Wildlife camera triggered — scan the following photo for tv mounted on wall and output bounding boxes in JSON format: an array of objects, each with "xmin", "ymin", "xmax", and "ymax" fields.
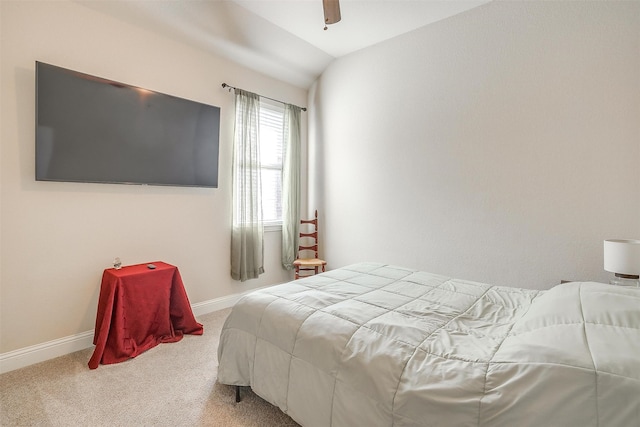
[{"xmin": 35, "ymin": 61, "xmax": 220, "ymax": 188}]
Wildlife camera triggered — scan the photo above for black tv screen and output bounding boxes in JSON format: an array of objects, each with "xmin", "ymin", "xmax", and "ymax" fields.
[{"xmin": 36, "ymin": 61, "xmax": 220, "ymax": 188}]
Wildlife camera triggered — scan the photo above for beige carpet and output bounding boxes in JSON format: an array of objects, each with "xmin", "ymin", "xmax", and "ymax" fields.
[{"xmin": 0, "ymin": 308, "xmax": 300, "ymax": 426}]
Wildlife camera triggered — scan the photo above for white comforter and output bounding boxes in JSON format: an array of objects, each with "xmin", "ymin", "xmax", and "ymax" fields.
[{"xmin": 217, "ymin": 262, "xmax": 640, "ymax": 427}]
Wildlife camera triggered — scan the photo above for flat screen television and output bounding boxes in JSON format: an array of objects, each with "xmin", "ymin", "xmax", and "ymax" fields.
[{"xmin": 36, "ymin": 61, "xmax": 220, "ymax": 188}]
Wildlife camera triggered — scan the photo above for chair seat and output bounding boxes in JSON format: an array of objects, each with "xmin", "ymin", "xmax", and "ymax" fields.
[{"xmin": 293, "ymin": 258, "xmax": 327, "ymax": 268}]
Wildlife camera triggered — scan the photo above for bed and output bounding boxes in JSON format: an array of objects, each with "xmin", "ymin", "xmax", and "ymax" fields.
[{"xmin": 217, "ymin": 262, "xmax": 640, "ymax": 426}]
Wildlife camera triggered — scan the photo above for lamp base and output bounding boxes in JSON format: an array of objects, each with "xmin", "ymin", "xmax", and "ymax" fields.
[{"xmin": 610, "ymin": 274, "xmax": 640, "ymax": 288}]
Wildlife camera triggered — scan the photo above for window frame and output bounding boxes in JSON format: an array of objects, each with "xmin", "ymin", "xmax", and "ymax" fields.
[{"xmin": 258, "ymin": 99, "xmax": 285, "ymax": 230}]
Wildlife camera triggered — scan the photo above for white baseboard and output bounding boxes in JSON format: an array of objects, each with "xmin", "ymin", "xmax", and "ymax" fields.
[
  {"xmin": 0, "ymin": 330, "xmax": 96, "ymax": 375},
  {"xmin": 190, "ymin": 291, "xmax": 244, "ymax": 317},
  {"xmin": 0, "ymin": 288, "xmax": 258, "ymax": 375}
]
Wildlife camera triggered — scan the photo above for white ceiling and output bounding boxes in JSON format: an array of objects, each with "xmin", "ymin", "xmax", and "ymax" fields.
[
  {"xmin": 234, "ymin": 0, "xmax": 490, "ymax": 58},
  {"xmin": 77, "ymin": 0, "xmax": 490, "ymax": 88}
]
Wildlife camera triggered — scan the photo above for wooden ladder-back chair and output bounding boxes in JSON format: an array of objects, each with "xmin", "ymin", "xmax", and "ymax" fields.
[{"xmin": 293, "ymin": 210, "xmax": 327, "ymax": 279}]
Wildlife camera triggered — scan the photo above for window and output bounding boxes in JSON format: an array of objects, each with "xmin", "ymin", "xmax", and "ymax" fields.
[{"xmin": 258, "ymin": 100, "xmax": 285, "ymax": 226}]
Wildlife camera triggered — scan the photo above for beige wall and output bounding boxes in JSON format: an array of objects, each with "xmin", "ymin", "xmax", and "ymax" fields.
[
  {"xmin": 309, "ymin": 1, "xmax": 640, "ymax": 289},
  {"xmin": 0, "ymin": 1, "xmax": 305, "ymax": 353}
]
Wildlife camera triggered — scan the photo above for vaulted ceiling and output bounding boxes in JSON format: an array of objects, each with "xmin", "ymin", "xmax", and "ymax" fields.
[{"xmin": 77, "ymin": 0, "xmax": 490, "ymax": 88}]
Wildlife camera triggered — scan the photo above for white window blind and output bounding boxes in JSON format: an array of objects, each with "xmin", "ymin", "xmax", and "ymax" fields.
[{"xmin": 259, "ymin": 100, "xmax": 285, "ymax": 225}]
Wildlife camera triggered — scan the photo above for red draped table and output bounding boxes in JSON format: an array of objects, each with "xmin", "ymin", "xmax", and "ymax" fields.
[{"xmin": 88, "ymin": 262, "xmax": 203, "ymax": 369}]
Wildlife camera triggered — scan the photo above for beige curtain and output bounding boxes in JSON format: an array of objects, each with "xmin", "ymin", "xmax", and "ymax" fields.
[
  {"xmin": 230, "ymin": 89, "xmax": 264, "ymax": 281},
  {"xmin": 281, "ymin": 104, "xmax": 302, "ymax": 270}
]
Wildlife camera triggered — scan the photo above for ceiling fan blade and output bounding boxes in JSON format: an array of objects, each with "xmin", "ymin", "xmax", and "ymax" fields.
[{"xmin": 323, "ymin": 0, "xmax": 341, "ymax": 25}]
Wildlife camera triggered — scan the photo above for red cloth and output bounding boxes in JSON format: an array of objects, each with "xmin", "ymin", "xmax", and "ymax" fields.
[{"xmin": 88, "ymin": 262, "xmax": 203, "ymax": 369}]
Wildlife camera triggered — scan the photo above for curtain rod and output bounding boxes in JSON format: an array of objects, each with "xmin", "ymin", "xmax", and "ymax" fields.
[{"xmin": 221, "ymin": 83, "xmax": 307, "ymax": 112}]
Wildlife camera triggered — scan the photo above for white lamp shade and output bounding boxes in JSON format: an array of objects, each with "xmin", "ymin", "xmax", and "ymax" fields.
[{"xmin": 604, "ymin": 239, "xmax": 640, "ymax": 275}]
